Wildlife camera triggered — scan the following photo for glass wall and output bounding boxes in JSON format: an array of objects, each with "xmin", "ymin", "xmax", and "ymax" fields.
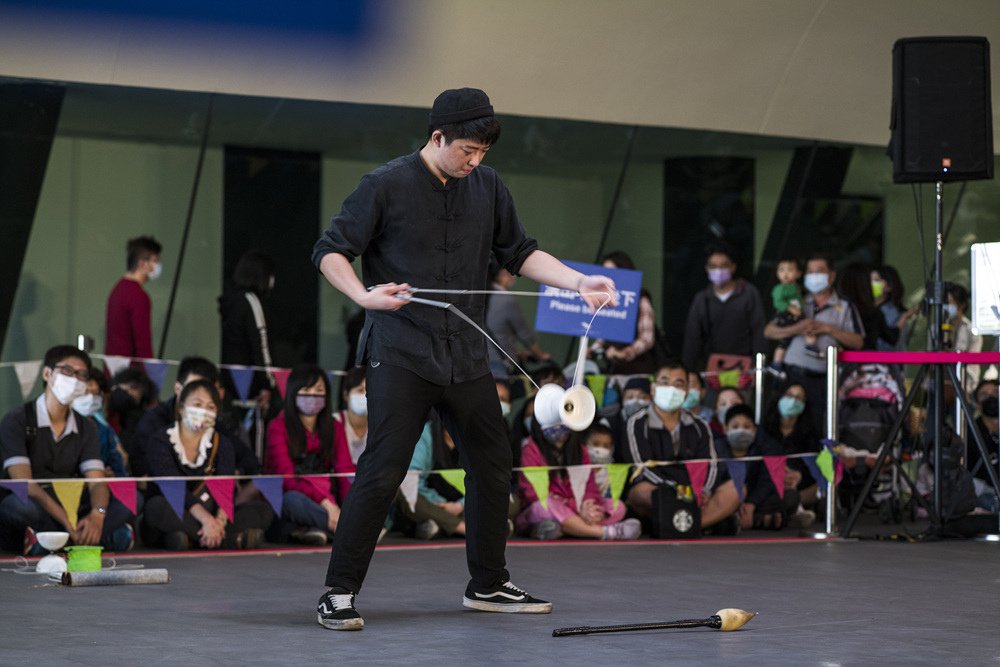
[{"xmin": 1, "ymin": 77, "xmax": 998, "ymax": 412}]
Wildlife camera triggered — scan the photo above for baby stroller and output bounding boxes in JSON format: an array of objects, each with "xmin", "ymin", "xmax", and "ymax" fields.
[{"xmin": 836, "ymin": 364, "xmax": 907, "ymax": 521}]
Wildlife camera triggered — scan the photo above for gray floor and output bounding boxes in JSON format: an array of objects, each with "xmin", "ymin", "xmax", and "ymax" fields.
[{"xmin": 2, "ymin": 539, "xmax": 999, "ymax": 666}]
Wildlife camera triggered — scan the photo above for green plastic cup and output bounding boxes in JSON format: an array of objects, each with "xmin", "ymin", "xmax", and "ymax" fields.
[{"xmin": 66, "ymin": 545, "xmax": 103, "ymax": 572}]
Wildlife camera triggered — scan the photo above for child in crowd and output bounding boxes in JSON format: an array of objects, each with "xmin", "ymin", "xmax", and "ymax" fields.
[
  {"xmin": 265, "ymin": 364, "xmax": 341, "ymax": 545},
  {"xmin": 771, "ymin": 258, "xmax": 817, "ymax": 366},
  {"xmin": 583, "ymin": 423, "xmax": 614, "ymax": 497},
  {"xmin": 517, "ymin": 416, "xmax": 640, "ymax": 541},
  {"xmin": 709, "ymin": 387, "xmax": 745, "ymax": 436}
]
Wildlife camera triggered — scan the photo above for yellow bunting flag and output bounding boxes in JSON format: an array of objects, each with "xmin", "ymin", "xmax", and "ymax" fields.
[
  {"xmin": 522, "ymin": 467, "xmax": 550, "ymax": 509},
  {"xmin": 585, "ymin": 374, "xmax": 607, "ymax": 407},
  {"xmin": 52, "ymin": 480, "xmax": 85, "ymax": 528},
  {"xmin": 606, "ymin": 463, "xmax": 632, "ymax": 509},
  {"xmin": 438, "ymin": 469, "xmax": 466, "ymax": 497}
]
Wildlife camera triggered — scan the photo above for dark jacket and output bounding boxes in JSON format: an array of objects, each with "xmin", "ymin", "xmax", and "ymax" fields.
[
  {"xmin": 624, "ymin": 407, "xmax": 719, "ymax": 490},
  {"xmin": 681, "ymin": 279, "xmax": 767, "ymax": 370},
  {"xmin": 718, "ymin": 430, "xmax": 783, "ymax": 507},
  {"xmin": 219, "ymin": 289, "xmax": 272, "ymax": 398},
  {"xmin": 145, "ymin": 427, "xmax": 236, "ymax": 511}
]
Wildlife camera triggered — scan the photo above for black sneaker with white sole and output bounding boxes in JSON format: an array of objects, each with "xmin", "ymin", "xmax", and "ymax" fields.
[
  {"xmin": 462, "ymin": 580, "xmax": 552, "ymax": 614},
  {"xmin": 317, "ymin": 588, "xmax": 364, "ymax": 630}
]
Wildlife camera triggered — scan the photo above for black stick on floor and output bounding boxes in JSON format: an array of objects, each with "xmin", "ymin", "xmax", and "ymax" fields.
[{"xmin": 552, "ymin": 609, "xmax": 756, "ymax": 637}]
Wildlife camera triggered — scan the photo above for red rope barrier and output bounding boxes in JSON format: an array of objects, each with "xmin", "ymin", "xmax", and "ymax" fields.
[{"xmin": 839, "ymin": 351, "xmax": 1000, "ymax": 365}]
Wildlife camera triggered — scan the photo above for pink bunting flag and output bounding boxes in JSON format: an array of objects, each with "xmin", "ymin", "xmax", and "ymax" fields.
[
  {"xmin": 0, "ymin": 480, "xmax": 29, "ymax": 504},
  {"xmin": 156, "ymin": 480, "xmax": 187, "ymax": 520},
  {"xmin": 763, "ymin": 455, "xmax": 788, "ymax": 500},
  {"xmin": 835, "ymin": 459, "xmax": 844, "ymax": 485},
  {"xmin": 108, "ymin": 479, "xmax": 138, "ymax": 515},
  {"xmin": 205, "ymin": 478, "xmax": 235, "ymax": 522},
  {"xmin": 272, "ymin": 368, "xmax": 291, "ymax": 398},
  {"xmin": 683, "ymin": 461, "xmax": 708, "ymax": 506},
  {"xmin": 253, "ymin": 477, "xmax": 284, "ymax": 517}
]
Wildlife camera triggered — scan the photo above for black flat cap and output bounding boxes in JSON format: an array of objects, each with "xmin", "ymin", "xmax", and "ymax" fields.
[{"xmin": 429, "ymin": 87, "xmax": 494, "ymax": 125}]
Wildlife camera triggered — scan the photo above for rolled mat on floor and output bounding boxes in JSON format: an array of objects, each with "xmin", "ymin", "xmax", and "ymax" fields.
[{"xmin": 61, "ymin": 569, "xmax": 170, "ymax": 586}]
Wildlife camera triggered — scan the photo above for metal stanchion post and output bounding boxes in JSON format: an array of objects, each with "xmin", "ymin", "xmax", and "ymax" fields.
[
  {"xmin": 754, "ymin": 352, "xmax": 766, "ymax": 425},
  {"xmin": 806, "ymin": 346, "xmax": 839, "ymax": 538},
  {"xmin": 955, "ymin": 361, "xmax": 966, "ymax": 444},
  {"xmin": 76, "ymin": 334, "xmax": 94, "ymax": 353}
]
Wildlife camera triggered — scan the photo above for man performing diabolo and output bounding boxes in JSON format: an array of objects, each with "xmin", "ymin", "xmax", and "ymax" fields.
[{"xmin": 311, "ymin": 87, "xmax": 615, "ymax": 630}]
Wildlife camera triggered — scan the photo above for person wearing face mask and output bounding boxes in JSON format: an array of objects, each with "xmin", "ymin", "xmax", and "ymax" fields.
[
  {"xmin": 765, "ymin": 254, "xmax": 864, "ymax": 433},
  {"xmin": 623, "ymin": 361, "xmax": 741, "ymax": 534},
  {"xmin": 265, "ymin": 365, "xmax": 341, "ymax": 545},
  {"xmin": 593, "ymin": 251, "xmax": 659, "ymax": 375},
  {"xmin": 684, "ymin": 371, "xmax": 713, "ymax": 424},
  {"xmin": 722, "ymin": 405, "xmax": 802, "ymax": 531},
  {"xmin": 105, "ymin": 235, "xmax": 162, "ymax": 360},
  {"xmin": 331, "ymin": 367, "xmax": 369, "ymax": 503},
  {"xmin": 143, "ymin": 380, "xmax": 271, "ymax": 550},
  {"xmin": 681, "ymin": 243, "xmax": 767, "ymax": 374},
  {"xmin": 74, "ymin": 369, "xmax": 128, "ymax": 477},
  {"xmin": 969, "ymin": 380, "xmax": 999, "ymax": 512},
  {"xmin": 0, "ymin": 346, "xmax": 135, "ymax": 555},
  {"xmin": 762, "ymin": 384, "xmax": 821, "ymax": 509},
  {"xmin": 583, "ymin": 424, "xmax": 615, "ymax": 497},
  {"xmin": 708, "ymin": 387, "xmax": 745, "ymax": 437},
  {"xmin": 516, "ymin": 404, "xmax": 639, "ymax": 541},
  {"xmin": 607, "ymin": 376, "xmax": 651, "ymax": 462},
  {"xmin": 943, "ymin": 282, "xmax": 983, "ymax": 396}
]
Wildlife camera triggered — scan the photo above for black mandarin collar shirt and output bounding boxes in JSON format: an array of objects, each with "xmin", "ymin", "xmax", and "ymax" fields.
[{"xmin": 313, "ymin": 151, "xmax": 538, "ymax": 385}]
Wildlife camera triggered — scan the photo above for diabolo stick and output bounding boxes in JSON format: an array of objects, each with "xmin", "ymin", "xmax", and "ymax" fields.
[{"xmin": 552, "ymin": 608, "xmax": 756, "ymax": 637}]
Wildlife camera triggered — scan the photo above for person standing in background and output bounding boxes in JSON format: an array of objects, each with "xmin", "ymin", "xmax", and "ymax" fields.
[{"xmin": 105, "ymin": 236, "xmax": 162, "ymax": 360}]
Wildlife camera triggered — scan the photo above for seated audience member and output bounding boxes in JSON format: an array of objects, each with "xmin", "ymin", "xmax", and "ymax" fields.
[
  {"xmin": 485, "ymin": 262, "xmax": 551, "ymax": 371},
  {"xmin": 595, "ymin": 251, "xmax": 658, "ymax": 375},
  {"xmin": 143, "ymin": 380, "xmax": 271, "ymax": 550},
  {"xmin": 517, "ymin": 415, "xmax": 640, "ymax": 541},
  {"xmin": 623, "ymin": 361, "xmax": 740, "ymax": 534},
  {"xmin": 761, "ymin": 383, "xmax": 821, "ymax": 508},
  {"xmin": 0, "ymin": 346, "xmax": 134, "ymax": 554},
  {"xmin": 969, "ymin": 380, "xmax": 999, "ymax": 512},
  {"xmin": 107, "ymin": 367, "xmax": 157, "ymax": 452},
  {"xmin": 681, "ymin": 243, "xmax": 767, "ymax": 372},
  {"xmin": 396, "ymin": 413, "xmax": 467, "ymax": 539},
  {"xmin": 722, "ymin": 405, "xmax": 804, "ymax": 530},
  {"xmin": 764, "ymin": 253, "xmax": 863, "ymax": 432},
  {"xmin": 265, "ymin": 364, "xmax": 341, "ymax": 545},
  {"xmin": 684, "ymin": 370, "xmax": 713, "ymax": 423},
  {"xmin": 332, "ymin": 367, "xmax": 368, "ymax": 502},
  {"xmin": 74, "ymin": 369, "xmax": 128, "ymax": 477},
  {"xmin": 609, "ymin": 376, "xmax": 652, "ymax": 462},
  {"xmin": 583, "ymin": 423, "xmax": 614, "ymax": 497},
  {"xmin": 708, "ymin": 387, "xmax": 745, "ymax": 437}
]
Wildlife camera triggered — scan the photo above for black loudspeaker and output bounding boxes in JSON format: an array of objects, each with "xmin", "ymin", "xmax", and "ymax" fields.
[{"xmin": 890, "ymin": 37, "xmax": 993, "ymax": 183}]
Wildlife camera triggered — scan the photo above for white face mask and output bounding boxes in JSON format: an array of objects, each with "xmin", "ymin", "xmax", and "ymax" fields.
[
  {"xmin": 72, "ymin": 394, "xmax": 104, "ymax": 417},
  {"xmin": 653, "ymin": 386, "xmax": 686, "ymax": 412},
  {"xmin": 586, "ymin": 445, "xmax": 613, "ymax": 465},
  {"xmin": 182, "ymin": 406, "xmax": 217, "ymax": 432},
  {"xmin": 51, "ymin": 372, "xmax": 87, "ymax": 406},
  {"xmin": 349, "ymin": 393, "xmax": 368, "ymax": 417},
  {"xmin": 943, "ymin": 304, "xmax": 958, "ymax": 320},
  {"xmin": 148, "ymin": 262, "xmax": 163, "ymax": 281}
]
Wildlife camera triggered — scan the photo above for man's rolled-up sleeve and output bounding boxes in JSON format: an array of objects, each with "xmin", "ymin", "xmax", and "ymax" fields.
[{"xmin": 312, "ymin": 174, "xmax": 383, "ymax": 270}]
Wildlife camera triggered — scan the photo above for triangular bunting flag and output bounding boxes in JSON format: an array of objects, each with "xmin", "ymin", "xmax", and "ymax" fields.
[
  {"xmin": 0, "ymin": 480, "xmax": 29, "ymax": 504},
  {"xmin": 683, "ymin": 461, "xmax": 708, "ymax": 506},
  {"xmin": 143, "ymin": 360, "xmax": 170, "ymax": 394},
  {"xmin": 835, "ymin": 459, "xmax": 844, "ymax": 485},
  {"xmin": 399, "ymin": 470, "xmax": 419, "ymax": 513},
  {"xmin": 566, "ymin": 465, "xmax": 590, "ymax": 512},
  {"xmin": 803, "ymin": 455, "xmax": 823, "ymax": 487},
  {"xmin": 13, "ymin": 361, "xmax": 41, "ymax": 400},
  {"xmin": 522, "ymin": 467, "xmax": 550, "ymax": 510},
  {"xmin": 815, "ymin": 448, "xmax": 835, "ymax": 484},
  {"xmin": 718, "ymin": 369, "xmax": 742, "ymax": 388},
  {"xmin": 205, "ymin": 478, "xmax": 235, "ymax": 521},
  {"xmin": 253, "ymin": 477, "xmax": 284, "ymax": 517},
  {"xmin": 585, "ymin": 375, "xmax": 606, "ymax": 408},
  {"xmin": 438, "ymin": 469, "xmax": 466, "ymax": 497},
  {"xmin": 726, "ymin": 460, "xmax": 746, "ymax": 502},
  {"xmin": 108, "ymin": 479, "xmax": 138, "ymax": 515},
  {"xmin": 52, "ymin": 480, "xmax": 85, "ymax": 528},
  {"xmin": 272, "ymin": 368, "xmax": 291, "ymax": 398},
  {"xmin": 229, "ymin": 367, "xmax": 254, "ymax": 402},
  {"xmin": 156, "ymin": 479, "xmax": 187, "ymax": 520},
  {"xmin": 104, "ymin": 355, "xmax": 131, "ymax": 378},
  {"xmin": 763, "ymin": 455, "xmax": 788, "ymax": 499},
  {"xmin": 606, "ymin": 463, "xmax": 631, "ymax": 509}
]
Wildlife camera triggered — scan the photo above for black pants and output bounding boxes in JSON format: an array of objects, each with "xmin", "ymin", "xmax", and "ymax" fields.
[
  {"xmin": 143, "ymin": 495, "xmax": 273, "ymax": 549},
  {"xmin": 325, "ymin": 363, "xmax": 511, "ymax": 593}
]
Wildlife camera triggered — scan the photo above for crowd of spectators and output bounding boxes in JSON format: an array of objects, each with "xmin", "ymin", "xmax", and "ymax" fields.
[{"xmin": 1, "ymin": 242, "xmax": 996, "ymax": 555}]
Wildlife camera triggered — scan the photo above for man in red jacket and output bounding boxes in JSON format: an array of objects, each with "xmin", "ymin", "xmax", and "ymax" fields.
[{"xmin": 105, "ymin": 236, "xmax": 162, "ymax": 359}]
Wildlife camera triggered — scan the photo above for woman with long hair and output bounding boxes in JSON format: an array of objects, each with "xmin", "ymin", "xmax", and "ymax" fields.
[
  {"xmin": 265, "ymin": 364, "xmax": 339, "ymax": 545},
  {"xmin": 761, "ymin": 383, "xmax": 821, "ymax": 508}
]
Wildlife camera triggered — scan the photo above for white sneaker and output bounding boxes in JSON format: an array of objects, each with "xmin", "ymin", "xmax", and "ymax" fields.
[
  {"xmin": 415, "ymin": 520, "xmax": 441, "ymax": 540},
  {"xmin": 602, "ymin": 518, "xmax": 641, "ymax": 540}
]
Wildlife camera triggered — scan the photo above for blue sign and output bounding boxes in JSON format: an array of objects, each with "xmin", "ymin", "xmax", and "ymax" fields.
[{"xmin": 534, "ymin": 261, "xmax": 642, "ymax": 344}]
